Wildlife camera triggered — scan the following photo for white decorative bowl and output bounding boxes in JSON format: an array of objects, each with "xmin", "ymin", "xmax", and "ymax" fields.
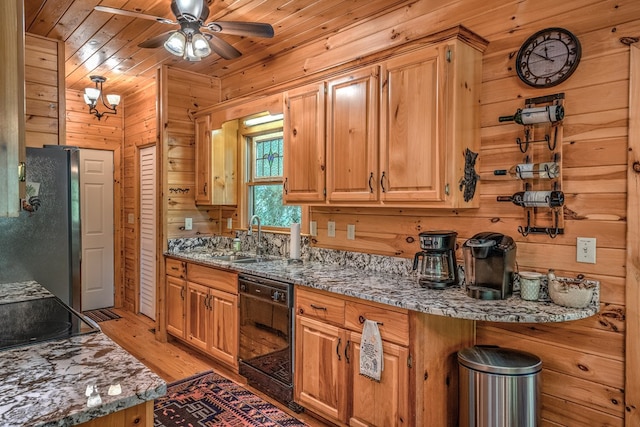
[{"xmin": 548, "ymin": 277, "xmax": 595, "ymax": 308}]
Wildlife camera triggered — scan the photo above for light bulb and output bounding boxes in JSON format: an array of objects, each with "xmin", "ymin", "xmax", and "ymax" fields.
[
  {"xmin": 84, "ymin": 87, "xmax": 100, "ymax": 102},
  {"xmin": 106, "ymin": 94, "xmax": 121, "ymax": 107},
  {"xmin": 183, "ymin": 38, "xmax": 201, "ymax": 61},
  {"xmin": 164, "ymin": 31, "xmax": 186, "ymax": 56},
  {"xmin": 192, "ymin": 33, "xmax": 211, "ymax": 57}
]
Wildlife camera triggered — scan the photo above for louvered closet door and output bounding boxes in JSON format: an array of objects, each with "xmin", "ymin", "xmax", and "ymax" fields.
[{"xmin": 139, "ymin": 146, "xmax": 157, "ymax": 320}]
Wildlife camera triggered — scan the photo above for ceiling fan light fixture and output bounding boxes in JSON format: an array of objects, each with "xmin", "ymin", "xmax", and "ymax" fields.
[
  {"xmin": 173, "ymin": 0, "xmax": 204, "ymax": 22},
  {"xmin": 164, "ymin": 31, "xmax": 187, "ymax": 56},
  {"xmin": 183, "ymin": 37, "xmax": 202, "ymax": 61},
  {"xmin": 192, "ymin": 32, "xmax": 211, "ymax": 57}
]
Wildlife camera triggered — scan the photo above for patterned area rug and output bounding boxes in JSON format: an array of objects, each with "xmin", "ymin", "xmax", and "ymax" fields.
[
  {"xmin": 154, "ymin": 371, "xmax": 307, "ymax": 427},
  {"xmin": 82, "ymin": 308, "xmax": 121, "ymax": 323}
]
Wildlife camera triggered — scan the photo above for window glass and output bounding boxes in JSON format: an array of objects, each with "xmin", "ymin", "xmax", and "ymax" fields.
[{"xmin": 247, "ymin": 130, "xmax": 301, "ymax": 229}]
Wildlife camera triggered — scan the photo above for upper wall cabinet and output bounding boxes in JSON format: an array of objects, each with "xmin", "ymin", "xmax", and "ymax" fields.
[
  {"xmin": 283, "ymin": 27, "xmax": 487, "ymax": 209},
  {"xmin": 195, "ymin": 115, "xmax": 239, "ymax": 206},
  {"xmin": 283, "ymin": 83, "xmax": 326, "ymax": 204}
]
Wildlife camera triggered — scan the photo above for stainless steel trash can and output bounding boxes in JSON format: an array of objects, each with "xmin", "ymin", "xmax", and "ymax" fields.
[{"xmin": 458, "ymin": 345, "xmax": 542, "ymax": 427}]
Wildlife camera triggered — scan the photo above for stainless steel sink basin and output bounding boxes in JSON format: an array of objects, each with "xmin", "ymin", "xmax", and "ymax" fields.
[
  {"xmin": 232, "ymin": 257, "xmax": 277, "ymax": 264},
  {"xmin": 208, "ymin": 254, "xmax": 255, "ymax": 262}
]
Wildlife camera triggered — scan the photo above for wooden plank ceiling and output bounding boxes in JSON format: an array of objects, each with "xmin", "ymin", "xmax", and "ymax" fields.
[{"xmin": 25, "ymin": 0, "xmax": 413, "ymax": 96}]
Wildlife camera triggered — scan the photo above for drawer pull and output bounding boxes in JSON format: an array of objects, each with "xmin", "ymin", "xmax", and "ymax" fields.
[
  {"xmin": 171, "ymin": 266, "xmax": 179, "ymax": 271},
  {"xmin": 310, "ymin": 304, "xmax": 327, "ymax": 311},
  {"xmin": 358, "ymin": 315, "xmax": 383, "ymax": 326}
]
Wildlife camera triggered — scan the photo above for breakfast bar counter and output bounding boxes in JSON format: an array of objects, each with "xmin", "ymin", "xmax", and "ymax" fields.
[
  {"xmin": 167, "ymin": 250, "xmax": 599, "ymax": 323},
  {"xmin": 0, "ymin": 281, "xmax": 166, "ymax": 427}
]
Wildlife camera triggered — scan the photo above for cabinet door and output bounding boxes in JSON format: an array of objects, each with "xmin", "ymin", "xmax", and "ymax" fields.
[
  {"xmin": 348, "ymin": 332, "xmax": 410, "ymax": 427},
  {"xmin": 208, "ymin": 288, "xmax": 238, "ymax": 369},
  {"xmin": 166, "ymin": 276, "xmax": 186, "ymax": 339},
  {"xmin": 194, "ymin": 114, "xmax": 212, "ymax": 205},
  {"xmin": 379, "ymin": 46, "xmax": 446, "ymax": 203},
  {"xmin": 283, "ymin": 83, "xmax": 326, "ymax": 203},
  {"xmin": 295, "ymin": 316, "xmax": 348, "ymax": 423},
  {"xmin": 186, "ymin": 281, "xmax": 209, "ymax": 351},
  {"xmin": 326, "ymin": 67, "xmax": 379, "ymax": 202},
  {"xmin": 210, "ymin": 120, "xmax": 238, "ymax": 206}
]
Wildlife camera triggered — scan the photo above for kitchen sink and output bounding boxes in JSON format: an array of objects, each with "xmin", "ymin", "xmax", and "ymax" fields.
[
  {"xmin": 232, "ymin": 257, "xmax": 277, "ymax": 264},
  {"xmin": 208, "ymin": 254, "xmax": 255, "ymax": 262}
]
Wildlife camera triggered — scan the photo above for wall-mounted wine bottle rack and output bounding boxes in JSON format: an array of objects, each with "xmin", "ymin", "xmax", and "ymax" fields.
[{"xmin": 502, "ymin": 92, "xmax": 565, "ymax": 238}]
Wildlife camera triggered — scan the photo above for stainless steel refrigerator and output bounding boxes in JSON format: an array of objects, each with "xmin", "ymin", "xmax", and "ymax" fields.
[{"xmin": 0, "ymin": 146, "xmax": 81, "ymax": 310}]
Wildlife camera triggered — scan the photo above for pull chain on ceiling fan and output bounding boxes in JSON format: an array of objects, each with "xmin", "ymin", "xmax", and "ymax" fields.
[{"xmin": 94, "ymin": 0, "xmax": 274, "ymax": 61}]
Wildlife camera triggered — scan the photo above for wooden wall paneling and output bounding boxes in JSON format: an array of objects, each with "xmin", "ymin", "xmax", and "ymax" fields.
[
  {"xmin": 625, "ymin": 42, "xmax": 640, "ymax": 425},
  {"xmin": 123, "ymin": 79, "xmax": 158, "ymax": 314}
]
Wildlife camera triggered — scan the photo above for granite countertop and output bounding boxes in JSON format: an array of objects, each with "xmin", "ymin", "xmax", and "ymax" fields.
[
  {"xmin": 0, "ymin": 281, "xmax": 166, "ymax": 427},
  {"xmin": 167, "ymin": 251, "xmax": 600, "ymax": 323}
]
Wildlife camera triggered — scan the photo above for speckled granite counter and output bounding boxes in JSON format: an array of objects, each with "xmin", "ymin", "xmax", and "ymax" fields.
[
  {"xmin": 0, "ymin": 281, "xmax": 166, "ymax": 427},
  {"xmin": 167, "ymin": 251, "xmax": 599, "ymax": 323}
]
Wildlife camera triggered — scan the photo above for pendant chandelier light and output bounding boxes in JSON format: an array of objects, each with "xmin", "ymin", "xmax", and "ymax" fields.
[{"xmin": 84, "ymin": 75, "xmax": 120, "ymax": 120}]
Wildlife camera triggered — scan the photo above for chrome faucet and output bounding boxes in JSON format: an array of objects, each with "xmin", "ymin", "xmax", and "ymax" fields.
[{"xmin": 247, "ymin": 215, "xmax": 263, "ymax": 256}]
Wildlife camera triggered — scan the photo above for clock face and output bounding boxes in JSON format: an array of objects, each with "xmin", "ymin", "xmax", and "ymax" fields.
[{"xmin": 516, "ymin": 28, "xmax": 581, "ymax": 88}]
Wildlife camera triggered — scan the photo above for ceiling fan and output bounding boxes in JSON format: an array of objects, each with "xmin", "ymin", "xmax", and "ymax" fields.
[{"xmin": 94, "ymin": 0, "xmax": 274, "ymax": 61}]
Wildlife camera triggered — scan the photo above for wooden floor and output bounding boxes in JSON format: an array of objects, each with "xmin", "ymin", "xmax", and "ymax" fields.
[{"xmin": 99, "ymin": 308, "xmax": 331, "ymax": 427}]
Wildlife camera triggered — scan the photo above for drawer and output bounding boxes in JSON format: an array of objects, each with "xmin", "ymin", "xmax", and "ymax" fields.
[
  {"xmin": 165, "ymin": 257, "xmax": 186, "ymax": 279},
  {"xmin": 296, "ymin": 287, "xmax": 345, "ymax": 326},
  {"xmin": 345, "ymin": 300, "xmax": 409, "ymax": 346},
  {"xmin": 187, "ymin": 263, "xmax": 238, "ymax": 294}
]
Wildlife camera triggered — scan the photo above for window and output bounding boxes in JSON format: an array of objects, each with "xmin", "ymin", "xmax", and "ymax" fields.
[{"xmin": 246, "ymin": 129, "xmax": 301, "ymax": 229}]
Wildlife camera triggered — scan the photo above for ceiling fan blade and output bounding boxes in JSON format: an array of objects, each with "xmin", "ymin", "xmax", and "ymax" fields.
[
  {"xmin": 138, "ymin": 31, "xmax": 174, "ymax": 49},
  {"xmin": 94, "ymin": 5, "xmax": 176, "ymax": 25},
  {"xmin": 207, "ymin": 34, "xmax": 242, "ymax": 60},
  {"xmin": 205, "ymin": 21, "xmax": 274, "ymax": 38}
]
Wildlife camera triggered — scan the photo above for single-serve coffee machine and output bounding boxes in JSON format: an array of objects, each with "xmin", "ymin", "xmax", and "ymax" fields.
[
  {"xmin": 462, "ymin": 232, "xmax": 517, "ymax": 300},
  {"xmin": 413, "ymin": 231, "xmax": 458, "ymax": 289}
]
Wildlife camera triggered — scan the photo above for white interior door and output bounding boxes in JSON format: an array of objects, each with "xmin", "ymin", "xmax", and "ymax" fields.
[
  {"xmin": 80, "ymin": 149, "xmax": 114, "ymax": 311},
  {"xmin": 139, "ymin": 146, "xmax": 157, "ymax": 320}
]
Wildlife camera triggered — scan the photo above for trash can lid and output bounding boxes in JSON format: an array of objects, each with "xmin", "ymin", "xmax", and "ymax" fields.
[{"xmin": 458, "ymin": 345, "xmax": 542, "ymax": 375}]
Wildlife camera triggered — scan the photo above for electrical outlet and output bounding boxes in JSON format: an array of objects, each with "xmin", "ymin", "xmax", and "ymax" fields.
[
  {"xmin": 185, "ymin": 218, "xmax": 193, "ymax": 231},
  {"xmin": 327, "ymin": 221, "xmax": 336, "ymax": 238},
  {"xmin": 576, "ymin": 237, "xmax": 596, "ymax": 264},
  {"xmin": 310, "ymin": 221, "xmax": 318, "ymax": 236},
  {"xmin": 127, "ymin": 213, "xmax": 134, "ymax": 224},
  {"xmin": 347, "ymin": 224, "xmax": 355, "ymax": 240},
  {"xmin": 227, "ymin": 218, "xmax": 233, "ymax": 229}
]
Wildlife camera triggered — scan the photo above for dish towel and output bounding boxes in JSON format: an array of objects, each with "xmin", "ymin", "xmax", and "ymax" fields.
[{"xmin": 359, "ymin": 319, "xmax": 384, "ymax": 381}]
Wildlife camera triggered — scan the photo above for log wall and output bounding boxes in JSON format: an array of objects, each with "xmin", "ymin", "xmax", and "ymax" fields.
[{"xmin": 215, "ymin": 0, "xmax": 638, "ymax": 425}]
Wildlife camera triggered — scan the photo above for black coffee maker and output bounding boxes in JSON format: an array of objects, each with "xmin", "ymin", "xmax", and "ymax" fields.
[
  {"xmin": 412, "ymin": 231, "xmax": 459, "ymax": 289},
  {"xmin": 462, "ymin": 232, "xmax": 517, "ymax": 300}
]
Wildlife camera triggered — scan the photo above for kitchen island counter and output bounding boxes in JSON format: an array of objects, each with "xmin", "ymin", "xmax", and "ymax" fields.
[
  {"xmin": 167, "ymin": 251, "xmax": 599, "ymax": 323},
  {"xmin": 0, "ymin": 281, "xmax": 166, "ymax": 427}
]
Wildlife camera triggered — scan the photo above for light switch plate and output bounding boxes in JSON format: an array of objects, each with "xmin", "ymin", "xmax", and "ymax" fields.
[
  {"xmin": 310, "ymin": 221, "xmax": 317, "ymax": 236},
  {"xmin": 576, "ymin": 237, "xmax": 596, "ymax": 264},
  {"xmin": 327, "ymin": 221, "xmax": 336, "ymax": 238},
  {"xmin": 227, "ymin": 218, "xmax": 233, "ymax": 229},
  {"xmin": 185, "ymin": 218, "xmax": 193, "ymax": 231},
  {"xmin": 347, "ymin": 224, "xmax": 355, "ymax": 240},
  {"xmin": 127, "ymin": 213, "xmax": 134, "ymax": 224}
]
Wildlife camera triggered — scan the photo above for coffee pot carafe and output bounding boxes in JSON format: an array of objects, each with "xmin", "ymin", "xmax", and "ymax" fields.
[{"xmin": 412, "ymin": 231, "xmax": 459, "ymax": 289}]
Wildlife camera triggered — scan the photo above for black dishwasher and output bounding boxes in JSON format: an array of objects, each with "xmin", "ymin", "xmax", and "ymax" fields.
[{"xmin": 238, "ymin": 273, "xmax": 295, "ymax": 407}]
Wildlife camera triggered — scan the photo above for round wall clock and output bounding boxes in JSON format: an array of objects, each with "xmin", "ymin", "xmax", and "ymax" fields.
[{"xmin": 516, "ymin": 27, "xmax": 581, "ymax": 88}]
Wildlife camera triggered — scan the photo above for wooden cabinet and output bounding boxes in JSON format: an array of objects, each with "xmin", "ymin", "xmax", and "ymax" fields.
[
  {"xmin": 283, "ymin": 82, "xmax": 326, "ymax": 204},
  {"xmin": 165, "ymin": 257, "xmax": 239, "ymax": 370},
  {"xmin": 194, "ymin": 114, "xmax": 239, "ymax": 206},
  {"xmin": 295, "ymin": 287, "xmax": 410, "ymax": 425},
  {"xmin": 282, "ymin": 28, "xmax": 485, "ymax": 208},
  {"xmin": 165, "ymin": 258, "xmax": 187, "ymax": 339},
  {"xmin": 326, "ymin": 67, "xmax": 379, "ymax": 203}
]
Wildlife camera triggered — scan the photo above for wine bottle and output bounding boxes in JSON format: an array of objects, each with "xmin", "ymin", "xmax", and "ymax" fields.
[
  {"xmin": 499, "ymin": 105, "xmax": 564, "ymax": 125},
  {"xmin": 496, "ymin": 190, "xmax": 564, "ymax": 207},
  {"xmin": 494, "ymin": 162, "xmax": 560, "ymax": 179}
]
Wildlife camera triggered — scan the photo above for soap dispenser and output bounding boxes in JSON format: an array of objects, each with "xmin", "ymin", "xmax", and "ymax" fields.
[{"xmin": 233, "ymin": 232, "xmax": 241, "ymax": 253}]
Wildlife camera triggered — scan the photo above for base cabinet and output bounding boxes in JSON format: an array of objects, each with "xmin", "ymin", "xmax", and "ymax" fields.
[
  {"xmin": 165, "ymin": 257, "xmax": 239, "ymax": 370},
  {"xmin": 295, "ymin": 287, "xmax": 410, "ymax": 426}
]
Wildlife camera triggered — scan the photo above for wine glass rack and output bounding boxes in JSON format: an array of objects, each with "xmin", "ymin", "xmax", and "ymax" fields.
[{"xmin": 506, "ymin": 92, "xmax": 565, "ymax": 238}]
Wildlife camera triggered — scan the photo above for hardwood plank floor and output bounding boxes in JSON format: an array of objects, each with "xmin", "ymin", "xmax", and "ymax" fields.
[{"xmin": 98, "ymin": 308, "xmax": 332, "ymax": 426}]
